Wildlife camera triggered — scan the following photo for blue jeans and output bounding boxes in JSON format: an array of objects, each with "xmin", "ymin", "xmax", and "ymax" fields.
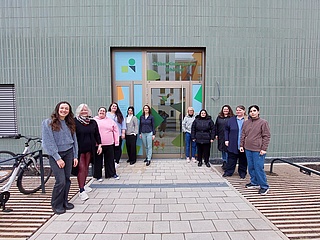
[
  {"xmin": 245, "ymin": 149, "xmax": 269, "ymax": 189},
  {"xmin": 185, "ymin": 132, "xmax": 196, "ymax": 158},
  {"xmin": 221, "ymin": 151, "xmax": 228, "ymax": 162},
  {"xmin": 141, "ymin": 132, "xmax": 153, "ymax": 161}
]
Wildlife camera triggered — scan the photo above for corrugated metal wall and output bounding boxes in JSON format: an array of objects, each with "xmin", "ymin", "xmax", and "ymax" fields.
[{"xmin": 1, "ymin": 0, "xmax": 319, "ymax": 158}]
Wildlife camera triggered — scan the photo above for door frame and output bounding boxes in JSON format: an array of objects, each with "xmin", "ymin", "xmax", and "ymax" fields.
[{"xmin": 146, "ymin": 81, "xmax": 192, "ymax": 159}]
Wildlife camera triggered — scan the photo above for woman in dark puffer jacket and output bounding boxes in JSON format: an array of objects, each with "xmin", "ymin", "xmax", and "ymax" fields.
[{"xmin": 191, "ymin": 109, "xmax": 215, "ymax": 167}]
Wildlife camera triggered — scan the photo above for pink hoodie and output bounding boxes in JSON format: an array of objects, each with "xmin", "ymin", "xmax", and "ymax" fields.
[{"xmin": 94, "ymin": 116, "xmax": 119, "ymax": 146}]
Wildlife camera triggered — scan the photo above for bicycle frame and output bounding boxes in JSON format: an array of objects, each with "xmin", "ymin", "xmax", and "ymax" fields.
[
  {"xmin": 0, "ymin": 135, "xmax": 47, "ymax": 211},
  {"xmin": 0, "ymin": 150, "xmax": 41, "ymax": 193}
]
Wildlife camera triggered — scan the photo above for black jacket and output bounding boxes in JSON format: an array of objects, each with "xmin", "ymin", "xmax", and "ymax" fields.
[{"xmin": 191, "ymin": 115, "xmax": 215, "ymax": 144}]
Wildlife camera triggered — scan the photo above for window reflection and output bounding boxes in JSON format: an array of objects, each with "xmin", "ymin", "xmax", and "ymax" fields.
[{"xmin": 147, "ymin": 52, "xmax": 203, "ymax": 81}]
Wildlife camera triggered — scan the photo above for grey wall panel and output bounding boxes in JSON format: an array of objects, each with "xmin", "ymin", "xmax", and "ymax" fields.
[{"xmin": 1, "ymin": 0, "xmax": 320, "ymax": 158}]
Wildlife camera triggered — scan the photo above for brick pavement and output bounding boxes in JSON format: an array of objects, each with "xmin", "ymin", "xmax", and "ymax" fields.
[{"xmin": 29, "ymin": 159, "xmax": 288, "ymax": 240}]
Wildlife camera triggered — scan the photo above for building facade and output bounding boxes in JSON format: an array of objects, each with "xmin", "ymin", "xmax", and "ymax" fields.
[{"xmin": 1, "ymin": 1, "xmax": 320, "ymax": 159}]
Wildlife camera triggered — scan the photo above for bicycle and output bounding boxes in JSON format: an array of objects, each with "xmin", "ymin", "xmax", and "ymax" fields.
[{"xmin": 0, "ymin": 134, "xmax": 52, "ymax": 212}]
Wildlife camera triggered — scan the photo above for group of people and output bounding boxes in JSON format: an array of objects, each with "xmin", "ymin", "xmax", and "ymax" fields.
[
  {"xmin": 183, "ymin": 104, "xmax": 271, "ymax": 196},
  {"xmin": 41, "ymin": 101, "xmax": 155, "ymax": 214},
  {"xmin": 41, "ymin": 101, "xmax": 270, "ymax": 215}
]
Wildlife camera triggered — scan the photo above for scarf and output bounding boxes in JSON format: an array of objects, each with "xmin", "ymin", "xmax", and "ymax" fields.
[{"xmin": 77, "ymin": 115, "xmax": 91, "ymax": 125}]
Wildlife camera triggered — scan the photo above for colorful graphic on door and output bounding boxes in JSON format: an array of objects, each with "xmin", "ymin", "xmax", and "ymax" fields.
[{"xmin": 115, "ymin": 52, "xmax": 142, "ymax": 81}]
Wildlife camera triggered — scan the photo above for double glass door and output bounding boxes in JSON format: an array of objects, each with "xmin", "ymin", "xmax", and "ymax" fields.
[{"xmin": 148, "ymin": 83, "xmax": 189, "ymax": 158}]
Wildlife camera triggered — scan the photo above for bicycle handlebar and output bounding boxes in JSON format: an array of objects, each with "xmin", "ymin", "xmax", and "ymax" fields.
[
  {"xmin": 0, "ymin": 134, "xmax": 41, "ymax": 142},
  {"xmin": 0, "ymin": 134, "xmax": 22, "ymax": 139}
]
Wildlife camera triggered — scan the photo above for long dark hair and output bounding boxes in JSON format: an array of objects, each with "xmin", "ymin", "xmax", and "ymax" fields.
[
  {"xmin": 126, "ymin": 106, "xmax": 135, "ymax": 117},
  {"xmin": 50, "ymin": 101, "xmax": 76, "ymax": 134},
  {"xmin": 142, "ymin": 105, "xmax": 151, "ymax": 116},
  {"xmin": 218, "ymin": 105, "xmax": 234, "ymax": 118},
  {"xmin": 108, "ymin": 102, "xmax": 124, "ymax": 124}
]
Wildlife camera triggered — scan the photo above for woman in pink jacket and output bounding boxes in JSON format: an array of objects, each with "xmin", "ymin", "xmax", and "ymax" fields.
[{"xmin": 94, "ymin": 107, "xmax": 120, "ymax": 181}]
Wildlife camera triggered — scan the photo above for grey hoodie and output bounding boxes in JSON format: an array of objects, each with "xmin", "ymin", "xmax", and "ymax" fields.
[{"xmin": 182, "ymin": 114, "xmax": 196, "ymax": 134}]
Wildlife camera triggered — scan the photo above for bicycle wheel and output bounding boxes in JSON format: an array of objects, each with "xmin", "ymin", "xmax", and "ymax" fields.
[
  {"xmin": 0, "ymin": 151, "xmax": 16, "ymax": 183},
  {"xmin": 17, "ymin": 154, "xmax": 52, "ymax": 194}
]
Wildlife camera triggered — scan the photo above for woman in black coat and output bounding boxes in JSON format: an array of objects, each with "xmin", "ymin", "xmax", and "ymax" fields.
[
  {"xmin": 215, "ymin": 105, "xmax": 234, "ymax": 170},
  {"xmin": 191, "ymin": 109, "xmax": 215, "ymax": 167}
]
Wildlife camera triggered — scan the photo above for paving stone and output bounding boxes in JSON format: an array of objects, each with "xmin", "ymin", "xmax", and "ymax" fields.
[
  {"xmin": 52, "ymin": 234, "xmax": 78, "ymax": 240},
  {"xmin": 127, "ymin": 221, "xmax": 153, "ymax": 233},
  {"xmin": 212, "ymin": 220, "xmax": 234, "ymax": 231},
  {"xmin": 121, "ymin": 234, "xmax": 145, "ymax": 240},
  {"xmin": 190, "ymin": 220, "xmax": 216, "ymax": 232},
  {"xmin": 145, "ymin": 233, "xmax": 162, "ymax": 240},
  {"xmin": 216, "ymin": 211, "xmax": 237, "ymax": 219},
  {"xmin": 248, "ymin": 219, "xmax": 273, "ymax": 230},
  {"xmin": 128, "ymin": 213, "xmax": 147, "ymax": 221},
  {"xmin": 168, "ymin": 204, "xmax": 186, "ymax": 213},
  {"xmin": 103, "ymin": 221, "xmax": 129, "ymax": 233},
  {"xmin": 153, "ymin": 221, "xmax": 170, "ymax": 233},
  {"xmin": 70, "ymin": 213, "xmax": 92, "ymax": 221},
  {"xmin": 170, "ymin": 220, "xmax": 192, "ymax": 233},
  {"xmin": 134, "ymin": 204, "xmax": 154, "ymax": 213},
  {"xmin": 229, "ymin": 219, "xmax": 255, "ymax": 231},
  {"xmin": 180, "ymin": 212, "xmax": 204, "ymax": 221},
  {"xmin": 228, "ymin": 231, "xmax": 254, "ymax": 240},
  {"xmin": 89, "ymin": 213, "xmax": 106, "ymax": 221},
  {"xmin": 92, "ymin": 233, "xmax": 122, "ymax": 240},
  {"xmin": 185, "ymin": 203, "xmax": 206, "ymax": 212},
  {"xmin": 162, "ymin": 213, "xmax": 181, "ymax": 221},
  {"xmin": 147, "ymin": 213, "xmax": 161, "ymax": 221},
  {"xmin": 68, "ymin": 221, "xmax": 90, "ymax": 233},
  {"xmin": 113, "ymin": 205, "xmax": 134, "ymax": 213},
  {"xmin": 162, "ymin": 233, "xmax": 184, "ymax": 240},
  {"xmin": 104, "ymin": 213, "xmax": 129, "ymax": 221},
  {"xmin": 42, "ymin": 221, "xmax": 74, "ymax": 233},
  {"xmin": 75, "ymin": 234, "xmax": 95, "ymax": 240},
  {"xmin": 202, "ymin": 211, "xmax": 218, "ymax": 220},
  {"xmin": 250, "ymin": 230, "xmax": 287, "ymax": 240},
  {"xmin": 85, "ymin": 221, "xmax": 106, "ymax": 233},
  {"xmin": 211, "ymin": 232, "xmax": 231, "ymax": 240},
  {"xmin": 185, "ymin": 232, "xmax": 214, "ymax": 240},
  {"xmin": 234, "ymin": 210, "xmax": 260, "ymax": 219}
]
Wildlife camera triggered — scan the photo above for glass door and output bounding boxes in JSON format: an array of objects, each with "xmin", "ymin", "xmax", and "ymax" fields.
[{"xmin": 148, "ymin": 84, "xmax": 188, "ymax": 158}]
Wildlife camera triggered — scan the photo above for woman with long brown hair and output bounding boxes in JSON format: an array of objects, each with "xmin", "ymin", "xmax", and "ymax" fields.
[{"xmin": 42, "ymin": 101, "xmax": 78, "ymax": 215}]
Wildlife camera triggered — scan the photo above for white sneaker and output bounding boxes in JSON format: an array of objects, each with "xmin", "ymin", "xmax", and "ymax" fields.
[
  {"xmin": 97, "ymin": 178, "xmax": 103, "ymax": 182},
  {"xmin": 115, "ymin": 163, "xmax": 119, "ymax": 168},
  {"xmin": 84, "ymin": 186, "xmax": 92, "ymax": 193},
  {"xmin": 186, "ymin": 157, "xmax": 190, "ymax": 163},
  {"xmin": 191, "ymin": 157, "xmax": 197, "ymax": 163},
  {"xmin": 113, "ymin": 174, "xmax": 120, "ymax": 180},
  {"xmin": 79, "ymin": 191, "xmax": 89, "ymax": 201}
]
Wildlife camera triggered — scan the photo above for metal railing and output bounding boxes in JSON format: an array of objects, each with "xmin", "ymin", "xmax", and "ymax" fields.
[{"xmin": 269, "ymin": 158, "xmax": 320, "ymax": 176}]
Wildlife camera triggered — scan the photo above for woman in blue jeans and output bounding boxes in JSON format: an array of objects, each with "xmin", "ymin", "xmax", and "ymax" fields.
[
  {"xmin": 182, "ymin": 107, "xmax": 197, "ymax": 163},
  {"xmin": 139, "ymin": 105, "xmax": 155, "ymax": 166},
  {"xmin": 240, "ymin": 105, "xmax": 271, "ymax": 195}
]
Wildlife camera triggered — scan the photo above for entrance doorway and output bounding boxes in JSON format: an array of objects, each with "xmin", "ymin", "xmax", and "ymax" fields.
[
  {"xmin": 147, "ymin": 83, "xmax": 189, "ymax": 158},
  {"xmin": 112, "ymin": 49, "xmax": 204, "ymax": 159}
]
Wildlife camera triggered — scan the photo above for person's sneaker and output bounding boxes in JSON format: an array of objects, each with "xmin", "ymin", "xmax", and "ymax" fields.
[
  {"xmin": 186, "ymin": 157, "xmax": 190, "ymax": 163},
  {"xmin": 113, "ymin": 174, "xmax": 120, "ymax": 180},
  {"xmin": 259, "ymin": 188, "xmax": 269, "ymax": 195},
  {"xmin": 84, "ymin": 186, "xmax": 92, "ymax": 193},
  {"xmin": 191, "ymin": 157, "xmax": 197, "ymax": 163},
  {"xmin": 245, "ymin": 183, "xmax": 260, "ymax": 189},
  {"xmin": 97, "ymin": 178, "xmax": 103, "ymax": 182},
  {"xmin": 79, "ymin": 191, "xmax": 89, "ymax": 201},
  {"xmin": 115, "ymin": 162, "xmax": 119, "ymax": 168}
]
